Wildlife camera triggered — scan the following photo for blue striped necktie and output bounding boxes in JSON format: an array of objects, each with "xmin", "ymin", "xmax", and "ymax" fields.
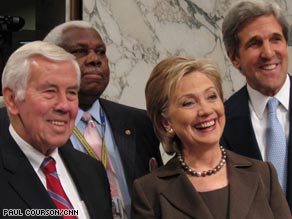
[
  {"xmin": 41, "ymin": 157, "xmax": 77, "ymax": 219},
  {"xmin": 266, "ymin": 97, "xmax": 287, "ymax": 193}
]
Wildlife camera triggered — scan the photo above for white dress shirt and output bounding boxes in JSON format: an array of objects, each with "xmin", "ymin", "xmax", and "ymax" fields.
[
  {"xmin": 247, "ymin": 75, "xmax": 290, "ymax": 160},
  {"xmin": 9, "ymin": 125, "xmax": 89, "ymax": 219}
]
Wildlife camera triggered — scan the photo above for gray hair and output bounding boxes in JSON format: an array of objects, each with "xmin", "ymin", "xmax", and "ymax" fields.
[
  {"xmin": 2, "ymin": 41, "xmax": 81, "ymax": 100},
  {"xmin": 44, "ymin": 20, "xmax": 97, "ymax": 46},
  {"xmin": 222, "ymin": 0, "xmax": 289, "ymax": 57}
]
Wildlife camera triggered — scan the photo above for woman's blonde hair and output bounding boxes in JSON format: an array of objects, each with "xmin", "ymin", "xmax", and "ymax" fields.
[{"xmin": 145, "ymin": 56, "xmax": 223, "ymax": 155}]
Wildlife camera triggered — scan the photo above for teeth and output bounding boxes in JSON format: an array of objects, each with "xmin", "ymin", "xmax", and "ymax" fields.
[
  {"xmin": 51, "ymin": 121, "xmax": 65, "ymax": 126},
  {"xmin": 262, "ymin": 64, "xmax": 276, "ymax": 70},
  {"xmin": 197, "ymin": 120, "xmax": 215, "ymax": 129}
]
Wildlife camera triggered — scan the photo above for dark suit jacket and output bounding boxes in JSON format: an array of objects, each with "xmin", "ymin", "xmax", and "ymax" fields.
[
  {"xmin": 0, "ymin": 133, "xmax": 113, "ymax": 219},
  {"xmin": 0, "ymin": 99, "xmax": 163, "ymax": 197},
  {"xmin": 95, "ymin": 99, "xmax": 162, "ymax": 195},
  {"xmin": 0, "ymin": 107, "xmax": 9, "ymax": 138},
  {"xmin": 220, "ymin": 81, "xmax": 292, "ymax": 211},
  {"xmin": 131, "ymin": 151, "xmax": 291, "ymax": 219}
]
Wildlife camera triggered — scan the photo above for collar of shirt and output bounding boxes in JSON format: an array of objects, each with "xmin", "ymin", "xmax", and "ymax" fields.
[
  {"xmin": 247, "ymin": 74, "xmax": 290, "ymax": 119},
  {"xmin": 75, "ymin": 99, "xmax": 102, "ymax": 125},
  {"xmin": 9, "ymin": 124, "xmax": 59, "ymax": 173},
  {"xmin": 9, "ymin": 125, "xmax": 90, "ymax": 217}
]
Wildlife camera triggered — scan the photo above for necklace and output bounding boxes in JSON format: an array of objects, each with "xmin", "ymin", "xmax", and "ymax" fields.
[{"xmin": 177, "ymin": 146, "xmax": 227, "ymax": 177}]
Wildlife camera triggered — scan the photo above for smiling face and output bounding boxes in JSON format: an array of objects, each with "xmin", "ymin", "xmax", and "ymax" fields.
[
  {"xmin": 5, "ymin": 56, "xmax": 79, "ymax": 155},
  {"xmin": 162, "ymin": 71, "xmax": 225, "ymax": 150},
  {"xmin": 230, "ymin": 15, "xmax": 288, "ymax": 96}
]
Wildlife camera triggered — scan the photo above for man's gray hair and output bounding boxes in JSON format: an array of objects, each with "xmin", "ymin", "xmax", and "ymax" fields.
[
  {"xmin": 222, "ymin": 0, "xmax": 289, "ymax": 57},
  {"xmin": 44, "ymin": 20, "xmax": 97, "ymax": 46},
  {"xmin": 2, "ymin": 41, "xmax": 81, "ymax": 100}
]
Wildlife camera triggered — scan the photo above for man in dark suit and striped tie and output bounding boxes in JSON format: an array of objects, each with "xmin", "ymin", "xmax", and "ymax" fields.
[{"xmin": 0, "ymin": 41, "xmax": 112, "ymax": 218}]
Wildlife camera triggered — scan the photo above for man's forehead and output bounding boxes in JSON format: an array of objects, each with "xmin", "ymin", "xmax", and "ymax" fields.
[
  {"xmin": 64, "ymin": 27, "xmax": 100, "ymax": 38},
  {"xmin": 63, "ymin": 27, "xmax": 105, "ymax": 47},
  {"xmin": 72, "ymin": 41, "xmax": 106, "ymax": 48}
]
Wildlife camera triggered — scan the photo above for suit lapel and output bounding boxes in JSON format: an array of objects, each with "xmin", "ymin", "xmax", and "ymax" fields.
[
  {"xmin": 286, "ymin": 75, "xmax": 292, "ymax": 210},
  {"xmin": 227, "ymin": 151, "xmax": 259, "ymax": 219},
  {"xmin": 223, "ymin": 86, "xmax": 262, "ymax": 160},
  {"xmin": 1, "ymin": 135, "xmax": 56, "ymax": 210},
  {"xmin": 157, "ymin": 159, "xmax": 214, "ymax": 219},
  {"xmin": 156, "ymin": 152, "xmax": 262, "ymax": 218},
  {"xmin": 100, "ymin": 99, "xmax": 136, "ymax": 187}
]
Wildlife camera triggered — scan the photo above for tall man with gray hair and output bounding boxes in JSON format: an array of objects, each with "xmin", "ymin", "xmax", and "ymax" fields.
[{"xmin": 220, "ymin": 0, "xmax": 292, "ymax": 211}]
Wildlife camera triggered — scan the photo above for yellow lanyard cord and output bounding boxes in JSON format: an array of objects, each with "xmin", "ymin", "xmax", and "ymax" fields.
[{"xmin": 73, "ymin": 127, "xmax": 107, "ymax": 168}]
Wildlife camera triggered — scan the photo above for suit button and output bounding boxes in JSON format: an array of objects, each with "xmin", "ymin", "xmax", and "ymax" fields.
[{"xmin": 125, "ymin": 129, "xmax": 131, "ymax": 135}]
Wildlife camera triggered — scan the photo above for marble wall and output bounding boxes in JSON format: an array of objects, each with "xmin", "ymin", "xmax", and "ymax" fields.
[
  {"xmin": 83, "ymin": 0, "xmax": 292, "ymax": 109},
  {"xmin": 83, "ymin": 0, "xmax": 292, "ymax": 162}
]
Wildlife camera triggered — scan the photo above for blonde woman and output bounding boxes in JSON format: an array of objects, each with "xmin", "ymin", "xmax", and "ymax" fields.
[{"xmin": 131, "ymin": 56, "xmax": 290, "ymax": 219}]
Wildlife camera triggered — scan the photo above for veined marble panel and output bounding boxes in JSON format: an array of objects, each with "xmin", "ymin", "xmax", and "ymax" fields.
[
  {"xmin": 83, "ymin": 0, "xmax": 292, "ymax": 109},
  {"xmin": 83, "ymin": 0, "xmax": 292, "ymax": 163}
]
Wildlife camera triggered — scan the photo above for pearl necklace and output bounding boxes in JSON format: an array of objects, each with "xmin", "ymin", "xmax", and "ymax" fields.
[{"xmin": 177, "ymin": 146, "xmax": 227, "ymax": 177}]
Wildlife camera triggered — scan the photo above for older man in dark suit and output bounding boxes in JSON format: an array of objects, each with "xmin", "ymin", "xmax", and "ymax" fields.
[{"xmin": 0, "ymin": 41, "xmax": 112, "ymax": 218}]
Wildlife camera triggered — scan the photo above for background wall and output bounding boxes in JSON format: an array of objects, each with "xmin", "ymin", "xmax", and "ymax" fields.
[
  {"xmin": 83, "ymin": 0, "xmax": 292, "ymax": 110},
  {"xmin": 82, "ymin": 0, "xmax": 292, "ymax": 162}
]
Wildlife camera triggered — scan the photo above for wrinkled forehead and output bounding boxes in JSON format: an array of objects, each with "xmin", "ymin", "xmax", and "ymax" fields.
[{"xmin": 62, "ymin": 27, "xmax": 105, "ymax": 48}]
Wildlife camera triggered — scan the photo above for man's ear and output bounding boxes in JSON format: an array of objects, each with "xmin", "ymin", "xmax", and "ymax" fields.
[
  {"xmin": 3, "ymin": 87, "xmax": 20, "ymax": 115},
  {"xmin": 228, "ymin": 52, "xmax": 241, "ymax": 70}
]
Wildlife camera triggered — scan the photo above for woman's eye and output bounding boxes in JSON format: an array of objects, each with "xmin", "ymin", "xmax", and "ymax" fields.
[
  {"xmin": 208, "ymin": 94, "xmax": 218, "ymax": 100},
  {"xmin": 182, "ymin": 101, "xmax": 194, "ymax": 107}
]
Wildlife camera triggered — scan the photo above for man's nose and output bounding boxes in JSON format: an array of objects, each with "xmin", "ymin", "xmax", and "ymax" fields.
[
  {"xmin": 260, "ymin": 42, "xmax": 275, "ymax": 59},
  {"xmin": 85, "ymin": 49, "xmax": 102, "ymax": 66},
  {"xmin": 54, "ymin": 93, "xmax": 71, "ymax": 112}
]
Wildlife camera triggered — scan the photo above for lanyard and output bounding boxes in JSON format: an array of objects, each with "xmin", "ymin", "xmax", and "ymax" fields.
[{"xmin": 73, "ymin": 109, "xmax": 108, "ymax": 168}]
